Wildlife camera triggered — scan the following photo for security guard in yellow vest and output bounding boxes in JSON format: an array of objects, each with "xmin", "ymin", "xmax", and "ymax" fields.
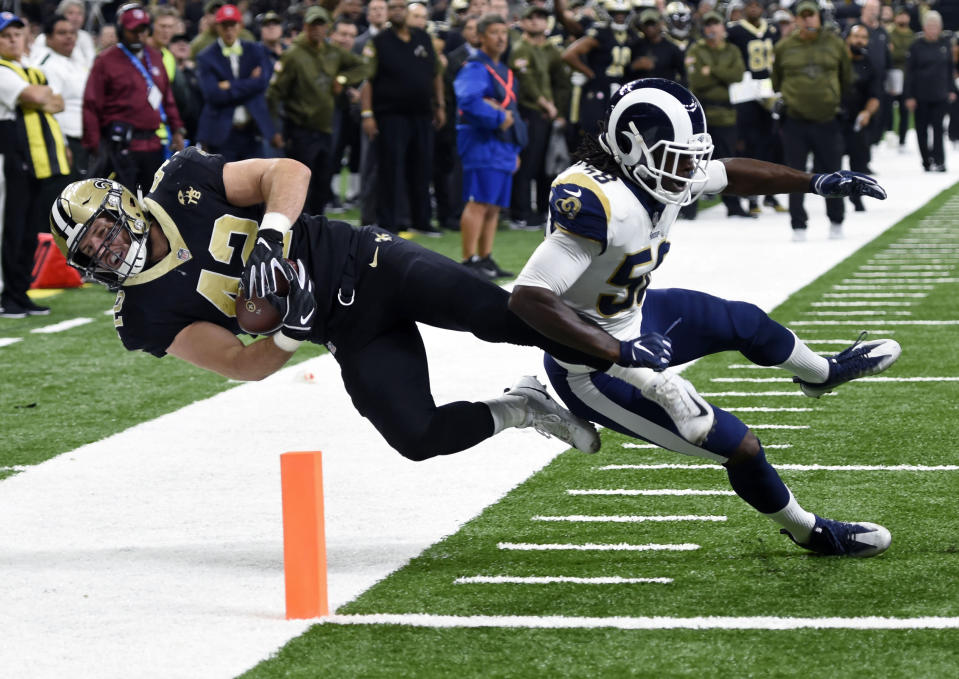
[{"xmin": 0, "ymin": 12, "xmax": 71, "ymax": 317}]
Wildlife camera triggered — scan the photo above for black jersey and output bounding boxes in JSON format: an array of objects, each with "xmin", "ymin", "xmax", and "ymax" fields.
[
  {"xmin": 584, "ymin": 23, "xmax": 635, "ymax": 89},
  {"xmin": 726, "ymin": 18, "xmax": 779, "ymax": 80},
  {"xmin": 114, "ymin": 147, "xmax": 356, "ymax": 357}
]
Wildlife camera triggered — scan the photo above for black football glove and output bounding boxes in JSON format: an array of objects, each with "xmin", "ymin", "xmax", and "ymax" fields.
[
  {"xmin": 618, "ymin": 333, "xmax": 672, "ymax": 371},
  {"xmin": 269, "ymin": 258, "xmax": 315, "ymax": 343},
  {"xmin": 811, "ymin": 171, "xmax": 887, "ymax": 200},
  {"xmin": 241, "ymin": 228, "xmax": 286, "ymax": 299}
]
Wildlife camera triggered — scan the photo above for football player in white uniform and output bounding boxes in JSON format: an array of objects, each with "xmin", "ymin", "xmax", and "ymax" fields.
[{"xmin": 510, "ymin": 78, "xmax": 899, "ymax": 557}]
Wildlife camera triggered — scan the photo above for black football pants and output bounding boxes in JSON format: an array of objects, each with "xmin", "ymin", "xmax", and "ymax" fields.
[
  {"xmin": 375, "ymin": 114, "xmax": 433, "ymax": 233},
  {"xmin": 781, "ymin": 117, "xmax": 844, "ymax": 230},
  {"xmin": 325, "ymin": 229, "xmax": 609, "ymax": 461}
]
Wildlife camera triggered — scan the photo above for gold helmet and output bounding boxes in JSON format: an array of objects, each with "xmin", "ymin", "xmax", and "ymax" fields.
[
  {"xmin": 604, "ymin": 0, "xmax": 632, "ymax": 29},
  {"xmin": 50, "ymin": 178, "xmax": 151, "ymax": 289}
]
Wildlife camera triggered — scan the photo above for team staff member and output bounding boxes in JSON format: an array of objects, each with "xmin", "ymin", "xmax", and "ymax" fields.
[
  {"xmin": 360, "ymin": 0, "xmax": 446, "ymax": 236},
  {"xmin": 268, "ymin": 6, "xmax": 370, "ymax": 215},
  {"xmin": 0, "ymin": 12, "xmax": 69, "ymax": 318},
  {"xmin": 840, "ymin": 25, "xmax": 882, "ymax": 210},
  {"xmin": 509, "ymin": 5, "xmax": 569, "ymax": 231},
  {"xmin": 904, "ymin": 10, "xmax": 956, "ymax": 173},
  {"xmin": 886, "ymin": 6, "xmax": 915, "ymax": 149},
  {"xmin": 83, "ymin": 4, "xmax": 185, "ymax": 192},
  {"xmin": 686, "ymin": 11, "xmax": 750, "ymax": 219},
  {"xmin": 771, "ymin": 0, "xmax": 850, "ymax": 241}
]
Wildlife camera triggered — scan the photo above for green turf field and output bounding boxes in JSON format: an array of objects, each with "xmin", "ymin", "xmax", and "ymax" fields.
[{"xmin": 238, "ymin": 190, "xmax": 959, "ymax": 678}]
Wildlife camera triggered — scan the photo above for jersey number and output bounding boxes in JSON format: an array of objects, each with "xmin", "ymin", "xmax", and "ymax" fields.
[
  {"xmin": 597, "ymin": 248, "xmax": 653, "ymax": 317},
  {"xmin": 747, "ymin": 38, "xmax": 774, "ymax": 73},
  {"xmin": 605, "ymin": 46, "xmax": 631, "ymax": 79}
]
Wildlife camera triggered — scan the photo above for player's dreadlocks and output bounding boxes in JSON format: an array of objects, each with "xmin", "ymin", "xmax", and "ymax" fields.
[{"xmin": 571, "ymin": 123, "xmax": 630, "ymax": 181}]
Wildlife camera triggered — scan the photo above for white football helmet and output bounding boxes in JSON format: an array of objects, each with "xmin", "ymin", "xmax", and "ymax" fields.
[
  {"xmin": 598, "ymin": 78, "xmax": 714, "ymax": 206},
  {"xmin": 50, "ymin": 178, "xmax": 151, "ymax": 289}
]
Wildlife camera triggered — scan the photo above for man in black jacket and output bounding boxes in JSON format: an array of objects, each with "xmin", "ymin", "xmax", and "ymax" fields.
[
  {"xmin": 841, "ymin": 25, "xmax": 882, "ymax": 210},
  {"xmin": 904, "ymin": 10, "xmax": 956, "ymax": 172}
]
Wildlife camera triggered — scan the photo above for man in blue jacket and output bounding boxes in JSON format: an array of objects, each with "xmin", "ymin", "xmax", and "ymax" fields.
[
  {"xmin": 454, "ymin": 13, "xmax": 528, "ymax": 279},
  {"xmin": 196, "ymin": 4, "xmax": 274, "ymax": 160}
]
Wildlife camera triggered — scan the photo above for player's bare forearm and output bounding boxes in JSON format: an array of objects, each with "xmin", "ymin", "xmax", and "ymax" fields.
[
  {"xmin": 222, "ymin": 157, "xmax": 311, "ymax": 222},
  {"xmin": 509, "ymin": 285, "xmax": 620, "ymax": 363},
  {"xmin": 167, "ymin": 321, "xmax": 295, "ymax": 381},
  {"xmin": 719, "ymin": 157, "xmax": 813, "ymax": 197}
]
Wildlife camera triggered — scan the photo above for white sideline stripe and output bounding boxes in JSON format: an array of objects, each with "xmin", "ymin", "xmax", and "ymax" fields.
[
  {"xmin": 567, "ymin": 489, "xmax": 735, "ymax": 496},
  {"xmin": 822, "ymin": 293, "xmax": 926, "ymax": 298},
  {"xmin": 790, "ymin": 320, "xmax": 959, "ymax": 326},
  {"xmin": 0, "ymin": 337, "xmax": 22, "ymax": 347},
  {"xmin": 323, "ymin": 614, "xmax": 959, "ymax": 630},
  {"xmin": 596, "ymin": 464, "xmax": 959, "ymax": 471},
  {"xmin": 810, "ymin": 301, "xmax": 914, "ymax": 306},
  {"xmin": 723, "ymin": 407, "xmax": 812, "ymax": 412},
  {"xmin": 532, "ymin": 515, "xmax": 727, "ymax": 523},
  {"xmin": 744, "ymin": 424, "xmax": 809, "ymax": 430},
  {"xmin": 699, "ymin": 391, "xmax": 836, "ymax": 396},
  {"xmin": 711, "ymin": 376, "xmax": 959, "ymax": 383},
  {"xmin": 30, "ymin": 318, "xmax": 93, "ymax": 334},
  {"xmin": 497, "ymin": 542, "xmax": 701, "ymax": 552},
  {"xmin": 832, "ymin": 284, "xmax": 933, "ymax": 290},
  {"xmin": 454, "ymin": 576, "xmax": 673, "ymax": 585}
]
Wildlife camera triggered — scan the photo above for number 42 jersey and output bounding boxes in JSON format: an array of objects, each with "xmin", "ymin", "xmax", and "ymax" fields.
[{"xmin": 514, "ymin": 161, "xmax": 728, "ymax": 343}]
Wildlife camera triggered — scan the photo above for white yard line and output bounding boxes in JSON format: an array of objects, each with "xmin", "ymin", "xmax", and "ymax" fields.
[
  {"xmin": 29, "ymin": 318, "xmax": 93, "ymax": 334},
  {"xmin": 0, "ymin": 337, "xmax": 22, "ymax": 347},
  {"xmin": 532, "ymin": 515, "xmax": 727, "ymax": 523},
  {"xmin": 497, "ymin": 542, "xmax": 700, "ymax": 552},
  {"xmin": 699, "ymin": 391, "xmax": 836, "ymax": 396},
  {"xmin": 454, "ymin": 576, "xmax": 673, "ymax": 585},
  {"xmin": 567, "ymin": 489, "xmax": 735, "ymax": 496},
  {"xmin": 1, "ymin": 137, "xmax": 955, "ymax": 679},
  {"xmin": 597, "ymin": 464, "xmax": 959, "ymax": 472},
  {"xmin": 712, "ymin": 376, "xmax": 959, "ymax": 383},
  {"xmin": 722, "ymin": 407, "xmax": 812, "ymax": 412},
  {"xmin": 821, "ymin": 293, "xmax": 926, "ymax": 298},
  {"xmin": 325, "ymin": 613, "xmax": 959, "ymax": 631}
]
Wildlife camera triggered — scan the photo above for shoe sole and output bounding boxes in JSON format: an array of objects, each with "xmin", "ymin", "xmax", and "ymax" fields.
[
  {"xmin": 509, "ymin": 376, "xmax": 601, "ymax": 454},
  {"xmin": 800, "ymin": 340, "xmax": 902, "ymax": 398}
]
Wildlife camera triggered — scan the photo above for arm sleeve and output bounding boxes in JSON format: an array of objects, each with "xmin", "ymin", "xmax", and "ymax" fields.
[{"xmin": 514, "ymin": 229, "xmax": 598, "ymax": 296}]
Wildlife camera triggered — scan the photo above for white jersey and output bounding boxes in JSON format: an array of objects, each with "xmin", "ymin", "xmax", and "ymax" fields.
[{"xmin": 515, "ymin": 160, "xmax": 728, "ymax": 342}]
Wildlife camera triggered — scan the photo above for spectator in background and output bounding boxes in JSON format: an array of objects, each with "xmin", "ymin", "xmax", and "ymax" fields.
[
  {"xmin": 687, "ymin": 11, "xmax": 750, "ymax": 218},
  {"xmin": 509, "ymin": 5, "xmax": 567, "ymax": 231},
  {"xmin": 454, "ymin": 13, "xmax": 526, "ymax": 279},
  {"xmin": 328, "ymin": 18, "xmax": 362, "ymax": 210},
  {"xmin": 97, "ymin": 24, "xmax": 118, "ymax": 53},
  {"xmin": 904, "ymin": 10, "xmax": 955, "ymax": 173},
  {"xmin": 886, "ymin": 6, "xmax": 915, "ymax": 151},
  {"xmin": 31, "ymin": 0, "xmax": 95, "ymax": 68},
  {"xmin": 169, "ymin": 33, "xmax": 203, "ymax": 143},
  {"xmin": 196, "ymin": 4, "xmax": 274, "ymax": 161},
  {"xmin": 191, "ymin": 0, "xmax": 254, "ymax": 58},
  {"xmin": 83, "ymin": 4, "xmax": 185, "ymax": 192},
  {"xmin": 269, "ymin": 6, "xmax": 370, "ymax": 215},
  {"xmin": 858, "ymin": 0, "xmax": 888, "ymax": 151},
  {"xmin": 631, "ymin": 9, "xmax": 686, "ymax": 83},
  {"xmin": 841, "ymin": 24, "xmax": 881, "ymax": 211},
  {"xmin": 0, "ymin": 11, "xmax": 69, "ymax": 318},
  {"xmin": 355, "ymin": 0, "xmax": 388, "ymax": 54},
  {"xmin": 407, "ymin": 2, "xmax": 430, "ymax": 31},
  {"xmin": 774, "ymin": 9, "xmax": 795, "ymax": 39},
  {"xmin": 437, "ymin": 13, "xmax": 482, "ymax": 232},
  {"xmin": 259, "ymin": 11, "xmax": 287, "ymax": 65},
  {"xmin": 355, "ymin": 0, "xmax": 388, "ymax": 227},
  {"xmin": 772, "ymin": 0, "xmax": 850, "ymax": 241},
  {"xmin": 361, "ymin": 0, "xmax": 445, "ymax": 236},
  {"xmin": 150, "ymin": 6, "xmax": 182, "ymax": 82},
  {"xmin": 35, "ymin": 14, "xmax": 89, "ymax": 178}
]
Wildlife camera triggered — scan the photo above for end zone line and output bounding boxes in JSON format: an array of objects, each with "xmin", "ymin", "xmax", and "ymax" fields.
[
  {"xmin": 323, "ymin": 614, "xmax": 959, "ymax": 630},
  {"xmin": 596, "ymin": 464, "xmax": 959, "ymax": 471},
  {"xmin": 497, "ymin": 542, "xmax": 701, "ymax": 552}
]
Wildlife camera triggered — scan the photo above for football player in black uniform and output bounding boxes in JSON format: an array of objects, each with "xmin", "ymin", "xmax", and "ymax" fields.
[
  {"xmin": 49, "ymin": 149, "xmax": 605, "ymax": 460},
  {"xmin": 726, "ymin": 0, "xmax": 786, "ymax": 213},
  {"xmin": 563, "ymin": 0, "xmax": 636, "ymax": 136}
]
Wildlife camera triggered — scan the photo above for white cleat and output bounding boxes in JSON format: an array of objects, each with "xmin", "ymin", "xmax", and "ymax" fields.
[
  {"xmin": 506, "ymin": 376, "xmax": 601, "ymax": 454},
  {"xmin": 642, "ymin": 371, "xmax": 715, "ymax": 445}
]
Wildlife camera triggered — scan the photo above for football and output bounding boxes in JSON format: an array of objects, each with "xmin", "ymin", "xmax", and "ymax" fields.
[{"xmin": 235, "ymin": 260, "xmax": 295, "ymax": 335}]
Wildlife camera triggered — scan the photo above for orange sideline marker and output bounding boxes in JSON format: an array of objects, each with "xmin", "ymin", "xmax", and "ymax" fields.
[{"xmin": 280, "ymin": 451, "xmax": 329, "ymax": 619}]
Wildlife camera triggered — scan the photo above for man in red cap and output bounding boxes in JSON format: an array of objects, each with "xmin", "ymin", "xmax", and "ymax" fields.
[
  {"xmin": 195, "ymin": 4, "xmax": 274, "ymax": 160},
  {"xmin": 82, "ymin": 3, "xmax": 185, "ymax": 191}
]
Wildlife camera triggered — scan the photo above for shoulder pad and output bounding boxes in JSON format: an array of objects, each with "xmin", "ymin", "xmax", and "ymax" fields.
[{"xmin": 549, "ymin": 172, "xmax": 612, "ymax": 253}]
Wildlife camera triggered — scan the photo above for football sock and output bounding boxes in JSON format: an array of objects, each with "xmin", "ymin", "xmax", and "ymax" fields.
[
  {"xmin": 765, "ymin": 490, "xmax": 816, "ymax": 543},
  {"xmin": 482, "ymin": 394, "xmax": 528, "ymax": 434},
  {"xmin": 724, "ymin": 448, "xmax": 791, "ymax": 514},
  {"xmin": 777, "ymin": 331, "xmax": 830, "ymax": 383}
]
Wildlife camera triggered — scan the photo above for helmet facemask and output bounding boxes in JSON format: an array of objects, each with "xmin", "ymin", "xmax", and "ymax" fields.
[{"xmin": 50, "ymin": 180, "xmax": 151, "ymax": 290}]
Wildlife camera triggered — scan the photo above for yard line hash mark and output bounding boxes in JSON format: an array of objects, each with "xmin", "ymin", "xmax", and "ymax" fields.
[
  {"xmin": 497, "ymin": 542, "xmax": 701, "ymax": 552},
  {"xmin": 454, "ymin": 576, "xmax": 673, "ymax": 585}
]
